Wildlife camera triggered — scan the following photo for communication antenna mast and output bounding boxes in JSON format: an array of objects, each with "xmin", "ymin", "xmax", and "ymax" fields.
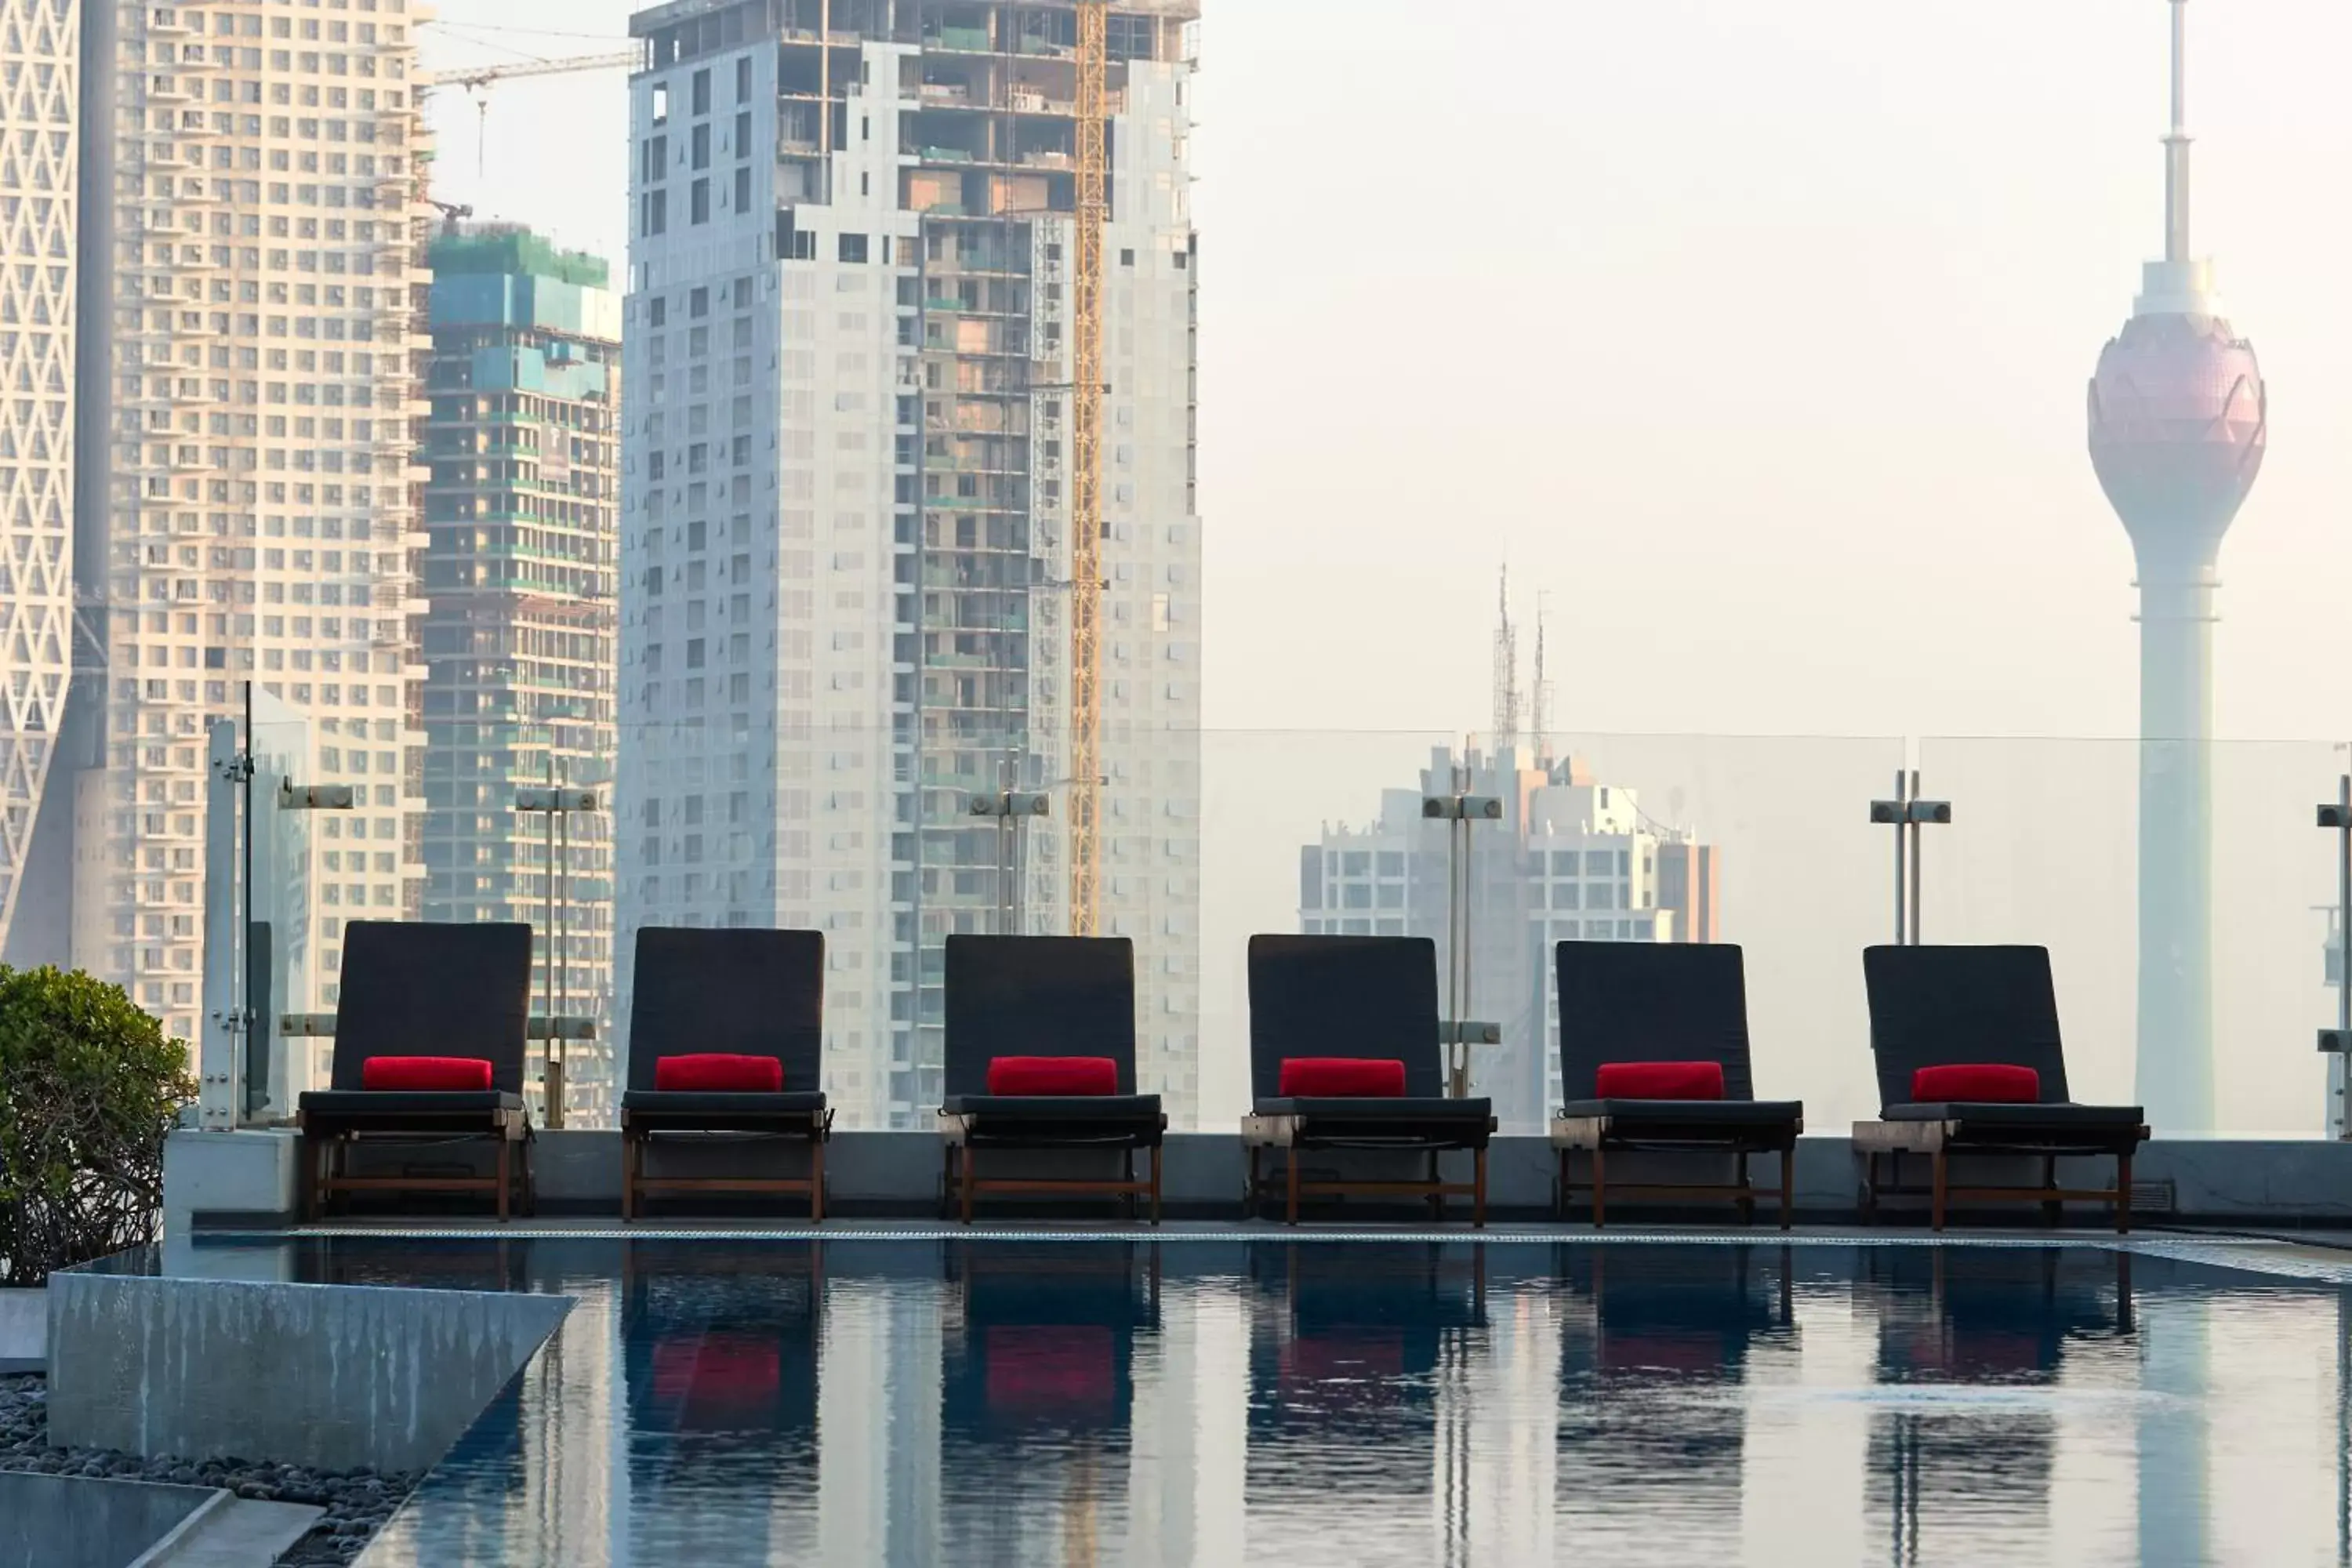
[
  {"xmin": 1490, "ymin": 565, "xmax": 1520, "ymax": 757},
  {"xmin": 1532, "ymin": 591, "xmax": 1555, "ymax": 766}
]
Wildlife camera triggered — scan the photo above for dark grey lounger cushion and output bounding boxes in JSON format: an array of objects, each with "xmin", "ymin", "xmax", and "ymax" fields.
[
  {"xmin": 299, "ymin": 1090, "xmax": 524, "ymax": 1117},
  {"xmin": 622, "ymin": 1091, "xmax": 829, "ymax": 1118},
  {"xmin": 1559, "ymin": 1098, "xmax": 1802, "ymax": 1126}
]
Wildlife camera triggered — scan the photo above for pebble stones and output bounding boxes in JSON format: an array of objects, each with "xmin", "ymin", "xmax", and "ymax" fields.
[{"xmin": 0, "ymin": 1374, "xmax": 419, "ymax": 1565}]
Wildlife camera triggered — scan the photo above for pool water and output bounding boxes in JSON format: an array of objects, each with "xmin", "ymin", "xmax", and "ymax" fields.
[{"xmin": 183, "ymin": 1235, "xmax": 2352, "ymax": 1566}]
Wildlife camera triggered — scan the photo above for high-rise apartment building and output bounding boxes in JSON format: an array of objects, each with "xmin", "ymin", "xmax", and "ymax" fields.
[
  {"xmin": 419, "ymin": 226, "xmax": 622, "ymax": 1126},
  {"xmin": 620, "ymin": 0, "xmax": 1203, "ymax": 1129},
  {"xmin": 55, "ymin": 0, "xmax": 431, "ymax": 1059},
  {"xmin": 0, "ymin": 0, "xmax": 77, "ymax": 960},
  {"xmin": 1300, "ymin": 747, "xmax": 1724, "ymax": 1133}
]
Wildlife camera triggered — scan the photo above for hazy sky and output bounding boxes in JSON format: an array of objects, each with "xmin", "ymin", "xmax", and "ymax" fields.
[
  {"xmin": 420, "ymin": 2, "xmax": 2352, "ymax": 1130},
  {"xmin": 426, "ymin": 0, "xmax": 2352, "ymax": 745}
]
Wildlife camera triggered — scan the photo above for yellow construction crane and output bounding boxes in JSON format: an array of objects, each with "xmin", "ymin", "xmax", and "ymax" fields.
[
  {"xmin": 1069, "ymin": 2, "xmax": 1108, "ymax": 938},
  {"xmin": 433, "ymin": 50, "xmax": 640, "ymax": 174}
]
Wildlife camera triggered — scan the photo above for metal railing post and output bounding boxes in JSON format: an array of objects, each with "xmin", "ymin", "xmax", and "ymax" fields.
[
  {"xmin": 2313, "ymin": 773, "xmax": 2352, "ymax": 1137},
  {"xmin": 1871, "ymin": 767, "xmax": 1951, "ymax": 946}
]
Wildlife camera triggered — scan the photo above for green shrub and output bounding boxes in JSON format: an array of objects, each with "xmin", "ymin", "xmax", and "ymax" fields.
[{"xmin": 0, "ymin": 965, "xmax": 194, "ymax": 1285}]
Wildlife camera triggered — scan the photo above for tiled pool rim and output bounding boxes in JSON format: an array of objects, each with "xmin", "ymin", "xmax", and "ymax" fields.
[{"xmin": 162, "ymin": 1224, "xmax": 2352, "ymax": 1287}]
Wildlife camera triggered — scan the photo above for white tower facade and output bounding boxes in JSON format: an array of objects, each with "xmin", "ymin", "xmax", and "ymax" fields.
[
  {"xmin": 64, "ymin": 1, "xmax": 432, "ymax": 1058},
  {"xmin": 620, "ymin": 0, "xmax": 1202, "ymax": 1129},
  {"xmin": 1301, "ymin": 746, "xmax": 1722, "ymax": 1133},
  {"xmin": 0, "ymin": 0, "xmax": 77, "ymax": 957}
]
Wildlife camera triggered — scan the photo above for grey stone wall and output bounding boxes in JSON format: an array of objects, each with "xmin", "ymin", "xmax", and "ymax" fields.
[{"xmin": 46, "ymin": 1272, "xmax": 569, "ymax": 1472}]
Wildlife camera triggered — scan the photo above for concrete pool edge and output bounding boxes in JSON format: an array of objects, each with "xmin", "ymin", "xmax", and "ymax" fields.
[{"xmin": 47, "ymin": 1270, "xmax": 575, "ymax": 1473}]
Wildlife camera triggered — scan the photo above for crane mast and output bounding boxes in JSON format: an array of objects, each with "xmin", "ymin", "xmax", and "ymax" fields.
[{"xmin": 1069, "ymin": 1, "xmax": 1108, "ymax": 936}]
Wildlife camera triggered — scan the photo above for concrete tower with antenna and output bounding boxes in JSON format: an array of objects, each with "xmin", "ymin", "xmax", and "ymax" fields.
[{"xmin": 2086, "ymin": 0, "xmax": 2267, "ymax": 1130}]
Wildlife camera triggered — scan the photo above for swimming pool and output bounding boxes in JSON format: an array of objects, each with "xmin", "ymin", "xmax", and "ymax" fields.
[{"xmin": 171, "ymin": 1232, "xmax": 2352, "ymax": 1566}]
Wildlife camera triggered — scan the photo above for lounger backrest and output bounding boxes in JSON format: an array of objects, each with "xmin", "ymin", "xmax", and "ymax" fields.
[
  {"xmin": 330, "ymin": 920, "xmax": 533, "ymax": 1092},
  {"xmin": 943, "ymin": 935, "xmax": 1137, "ymax": 1096},
  {"xmin": 626, "ymin": 927, "xmax": 826, "ymax": 1091},
  {"xmin": 1245, "ymin": 935, "xmax": 1443, "ymax": 1100},
  {"xmin": 1555, "ymin": 942, "xmax": 1755, "ymax": 1102},
  {"xmin": 1861, "ymin": 945, "xmax": 2071, "ymax": 1108}
]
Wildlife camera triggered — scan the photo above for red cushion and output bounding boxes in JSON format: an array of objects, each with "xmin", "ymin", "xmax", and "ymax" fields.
[
  {"xmin": 1595, "ymin": 1060, "xmax": 1726, "ymax": 1100},
  {"xmin": 1279, "ymin": 1330, "xmax": 1408, "ymax": 1390},
  {"xmin": 361, "ymin": 1055, "xmax": 492, "ymax": 1092},
  {"xmin": 985, "ymin": 1055, "xmax": 1119, "ymax": 1096},
  {"xmin": 985, "ymin": 1325, "xmax": 1116, "ymax": 1411},
  {"xmin": 1276, "ymin": 1058, "xmax": 1407, "ymax": 1098},
  {"xmin": 650, "ymin": 1332, "xmax": 782, "ymax": 1428},
  {"xmin": 1911, "ymin": 1063, "xmax": 2041, "ymax": 1104},
  {"xmin": 654, "ymin": 1054, "xmax": 784, "ymax": 1093}
]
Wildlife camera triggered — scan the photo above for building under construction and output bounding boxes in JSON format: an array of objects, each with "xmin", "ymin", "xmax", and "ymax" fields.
[
  {"xmin": 419, "ymin": 227, "xmax": 622, "ymax": 1126},
  {"xmin": 620, "ymin": 0, "xmax": 1202, "ymax": 1127}
]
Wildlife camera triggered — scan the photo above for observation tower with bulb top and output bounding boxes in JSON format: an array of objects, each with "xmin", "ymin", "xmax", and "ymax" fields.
[{"xmin": 2087, "ymin": 0, "xmax": 2267, "ymax": 1131}]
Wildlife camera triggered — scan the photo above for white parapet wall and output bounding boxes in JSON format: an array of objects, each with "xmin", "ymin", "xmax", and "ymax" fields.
[{"xmin": 160, "ymin": 1125, "xmax": 2352, "ymax": 1225}]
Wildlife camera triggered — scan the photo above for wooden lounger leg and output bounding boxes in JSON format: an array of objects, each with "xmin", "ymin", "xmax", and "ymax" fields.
[
  {"xmin": 1555, "ymin": 1146, "xmax": 1567, "ymax": 1222},
  {"xmin": 1428, "ymin": 1148, "xmax": 1443, "ymax": 1223},
  {"xmin": 299, "ymin": 1134, "xmax": 316, "ymax": 1223},
  {"xmin": 1149, "ymin": 1143, "xmax": 1162, "ymax": 1227},
  {"xmin": 2043, "ymin": 1154, "xmax": 2061, "ymax": 1229},
  {"xmin": 1472, "ymin": 1147, "xmax": 1487, "ymax": 1230},
  {"xmin": 810, "ymin": 1135, "xmax": 826, "ymax": 1225},
  {"xmin": 1861, "ymin": 1152, "xmax": 1880, "ymax": 1225},
  {"xmin": 960, "ymin": 1142, "xmax": 975, "ymax": 1225},
  {"xmin": 1780, "ymin": 1145, "xmax": 1794, "ymax": 1232},
  {"xmin": 1123, "ymin": 1148, "xmax": 1138, "ymax": 1223},
  {"xmin": 2115, "ymin": 1152, "xmax": 2132, "ymax": 1236},
  {"xmin": 1285, "ymin": 1148, "xmax": 1300, "ymax": 1227},
  {"xmin": 1737, "ymin": 1151, "xmax": 1755, "ymax": 1228},
  {"xmin": 1246, "ymin": 1143, "xmax": 1259, "ymax": 1219},
  {"xmin": 1930, "ymin": 1148, "xmax": 1948, "ymax": 1233},
  {"xmin": 495, "ymin": 1137, "xmax": 512, "ymax": 1223},
  {"xmin": 1592, "ymin": 1143, "xmax": 1607, "ymax": 1231},
  {"xmin": 521, "ymin": 1138, "xmax": 537, "ymax": 1218}
]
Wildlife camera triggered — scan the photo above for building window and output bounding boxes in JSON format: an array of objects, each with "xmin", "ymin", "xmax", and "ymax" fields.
[
  {"xmin": 691, "ymin": 67, "xmax": 710, "ymax": 116},
  {"xmin": 838, "ymin": 232, "xmax": 868, "ymax": 263},
  {"xmin": 651, "ymin": 82, "xmax": 669, "ymax": 126},
  {"xmin": 689, "ymin": 178, "xmax": 710, "ymax": 225},
  {"xmin": 640, "ymin": 189, "xmax": 666, "ymax": 237}
]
